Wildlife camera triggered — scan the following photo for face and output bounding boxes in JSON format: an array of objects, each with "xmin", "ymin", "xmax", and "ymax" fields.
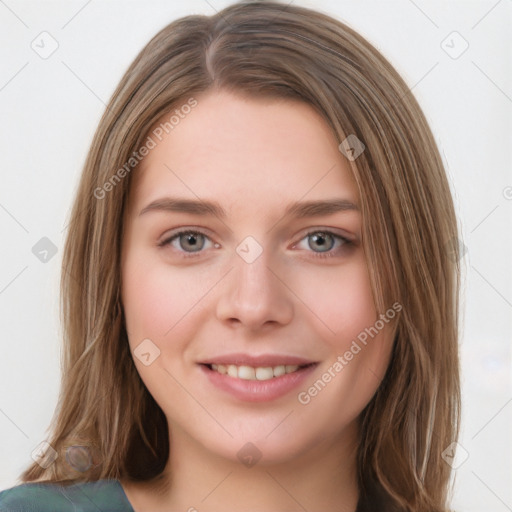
[{"xmin": 121, "ymin": 90, "xmax": 395, "ymax": 465}]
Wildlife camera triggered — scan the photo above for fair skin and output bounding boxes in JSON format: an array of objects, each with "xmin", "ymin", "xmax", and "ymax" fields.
[{"xmin": 120, "ymin": 89, "xmax": 395, "ymax": 512}]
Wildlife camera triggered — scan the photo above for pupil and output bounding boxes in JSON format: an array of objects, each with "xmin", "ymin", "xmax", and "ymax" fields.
[
  {"xmin": 310, "ymin": 233, "xmax": 332, "ymax": 252},
  {"xmin": 182, "ymin": 233, "xmax": 203, "ymax": 251}
]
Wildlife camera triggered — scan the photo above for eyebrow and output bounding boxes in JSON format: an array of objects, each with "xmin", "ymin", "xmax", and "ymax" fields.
[{"xmin": 138, "ymin": 197, "xmax": 359, "ymax": 219}]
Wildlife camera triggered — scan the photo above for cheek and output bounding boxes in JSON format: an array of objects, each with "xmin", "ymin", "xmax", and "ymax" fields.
[
  {"xmin": 123, "ymin": 267, "xmax": 171, "ymax": 343},
  {"xmin": 291, "ymin": 255, "xmax": 395, "ymax": 395},
  {"xmin": 121, "ymin": 250, "xmax": 207, "ymax": 405},
  {"xmin": 121, "ymin": 249, "xmax": 200, "ymax": 348},
  {"xmin": 292, "ymin": 260, "xmax": 394, "ymax": 427},
  {"xmin": 292, "ymin": 256, "xmax": 377, "ymax": 347}
]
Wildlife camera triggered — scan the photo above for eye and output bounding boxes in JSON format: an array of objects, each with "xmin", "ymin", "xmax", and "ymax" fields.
[
  {"xmin": 294, "ymin": 230, "xmax": 353, "ymax": 258},
  {"xmin": 158, "ymin": 228, "xmax": 354, "ymax": 260},
  {"xmin": 159, "ymin": 229, "xmax": 216, "ymax": 255}
]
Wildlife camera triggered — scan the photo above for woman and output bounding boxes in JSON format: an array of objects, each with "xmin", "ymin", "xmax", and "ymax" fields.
[{"xmin": 0, "ymin": 1, "xmax": 461, "ymax": 511}]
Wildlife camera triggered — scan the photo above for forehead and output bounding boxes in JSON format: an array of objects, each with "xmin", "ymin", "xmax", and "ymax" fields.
[{"xmin": 128, "ymin": 90, "xmax": 360, "ymax": 215}]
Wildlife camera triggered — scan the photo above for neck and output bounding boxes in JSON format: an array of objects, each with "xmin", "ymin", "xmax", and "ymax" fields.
[{"xmin": 132, "ymin": 420, "xmax": 360, "ymax": 512}]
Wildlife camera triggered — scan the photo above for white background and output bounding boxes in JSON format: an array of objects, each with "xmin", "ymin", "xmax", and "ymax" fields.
[{"xmin": 0, "ymin": 1, "xmax": 511, "ymax": 510}]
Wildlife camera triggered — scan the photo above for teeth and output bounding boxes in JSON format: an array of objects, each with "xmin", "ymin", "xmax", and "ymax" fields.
[
  {"xmin": 273, "ymin": 365, "xmax": 286, "ymax": 377},
  {"xmin": 255, "ymin": 367, "xmax": 273, "ymax": 380},
  {"xmin": 210, "ymin": 363, "xmax": 302, "ymax": 380},
  {"xmin": 238, "ymin": 365, "xmax": 256, "ymax": 380}
]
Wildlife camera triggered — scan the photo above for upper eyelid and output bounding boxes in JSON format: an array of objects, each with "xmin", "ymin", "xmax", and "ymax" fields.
[
  {"xmin": 159, "ymin": 226, "xmax": 216, "ymax": 243},
  {"xmin": 296, "ymin": 227, "xmax": 352, "ymax": 240}
]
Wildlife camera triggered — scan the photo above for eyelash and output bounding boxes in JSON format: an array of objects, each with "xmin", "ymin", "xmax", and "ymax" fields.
[{"xmin": 158, "ymin": 228, "xmax": 353, "ymax": 260}]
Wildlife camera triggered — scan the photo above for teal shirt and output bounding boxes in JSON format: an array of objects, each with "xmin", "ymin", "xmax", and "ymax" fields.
[
  {"xmin": 0, "ymin": 479, "xmax": 383, "ymax": 511},
  {"xmin": 0, "ymin": 479, "xmax": 134, "ymax": 512}
]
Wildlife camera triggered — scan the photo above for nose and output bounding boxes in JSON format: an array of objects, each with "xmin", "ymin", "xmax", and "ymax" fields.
[{"xmin": 215, "ymin": 246, "xmax": 294, "ymax": 332}]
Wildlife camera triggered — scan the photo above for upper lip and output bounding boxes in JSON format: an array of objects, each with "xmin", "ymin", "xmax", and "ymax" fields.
[{"xmin": 199, "ymin": 353, "xmax": 317, "ymax": 367}]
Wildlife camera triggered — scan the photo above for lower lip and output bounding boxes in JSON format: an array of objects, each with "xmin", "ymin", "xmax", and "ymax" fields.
[{"xmin": 199, "ymin": 363, "xmax": 318, "ymax": 402}]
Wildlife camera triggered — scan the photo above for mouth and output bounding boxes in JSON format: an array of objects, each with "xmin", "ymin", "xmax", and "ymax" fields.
[
  {"xmin": 199, "ymin": 360, "xmax": 318, "ymax": 402},
  {"xmin": 201, "ymin": 362, "xmax": 317, "ymax": 381},
  {"xmin": 197, "ymin": 354, "xmax": 319, "ymax": 402}
]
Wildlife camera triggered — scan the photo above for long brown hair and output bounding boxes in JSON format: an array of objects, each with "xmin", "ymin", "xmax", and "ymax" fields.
[{"xmin": 19, "ymin": 2, "xmax": 461, "ymax": 510}]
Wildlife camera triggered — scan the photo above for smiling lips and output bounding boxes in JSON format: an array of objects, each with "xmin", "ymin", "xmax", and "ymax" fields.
[
  {"xmin": 200, "ymin": 356, "xmax": 319, "ymax": 402},
  {"xmin": 199, "ymin": 353, "xmax": 317, "ymax": 383},
  {"xmin": 209, "ymin": 363, "xmax": 305, "ymax": 381}
]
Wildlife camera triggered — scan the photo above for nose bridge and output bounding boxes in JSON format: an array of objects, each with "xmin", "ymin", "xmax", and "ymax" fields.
[
  {"xmin": 233, "ymin": 234, "xmax": 274, "ymax": 290},
  {"xmin": 237, "ymin": 246, "xmax": 272, "ymax": 293},
  {"xmin": 234, "ymin": 241, "xmax": 279, "ymax": 308},
  {"xmin": 215, "ymin": 237, "xmax": 294, "ymax": 329}
]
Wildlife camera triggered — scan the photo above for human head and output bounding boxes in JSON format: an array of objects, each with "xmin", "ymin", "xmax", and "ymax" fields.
[{"xmin": 20, "ymin": 2, "xmax": 460, "ymax": 510}]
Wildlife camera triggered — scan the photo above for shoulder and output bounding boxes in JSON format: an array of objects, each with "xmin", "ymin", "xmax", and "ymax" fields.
[{"xmin": 0, "ymin": 479, "xmax": 134, "ymax": 512}]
